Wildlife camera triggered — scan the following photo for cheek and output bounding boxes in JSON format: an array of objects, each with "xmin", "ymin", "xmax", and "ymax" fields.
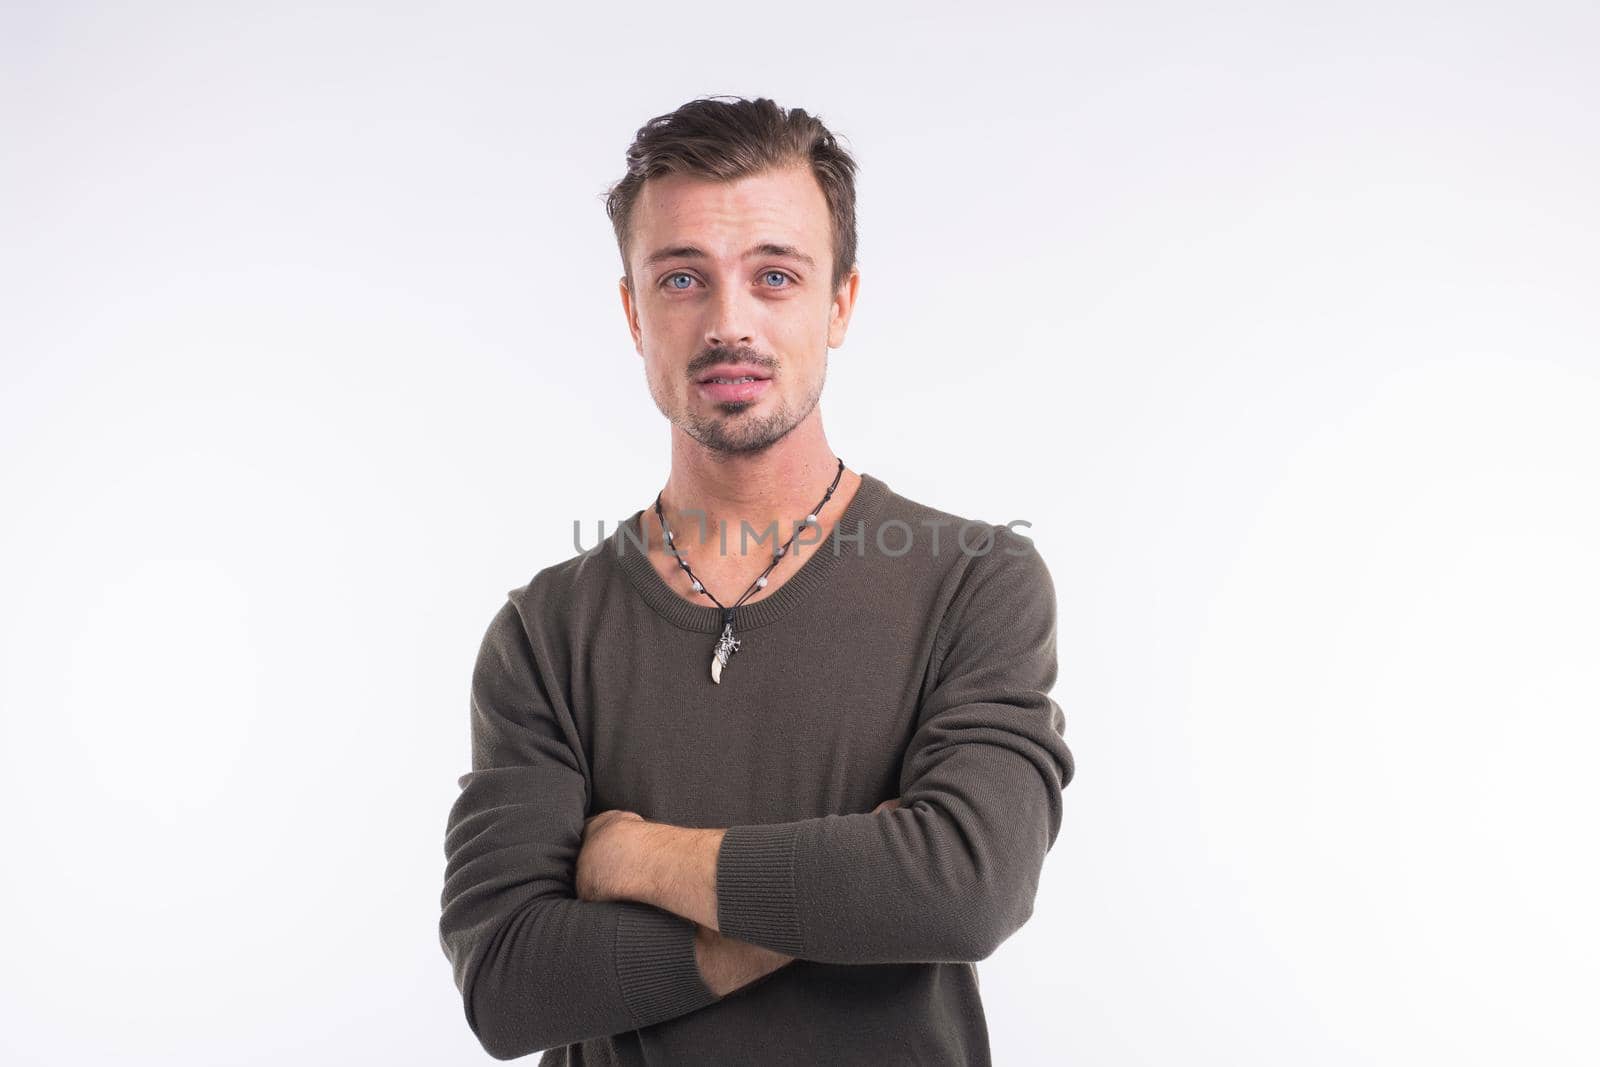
[
  {"xmin": 647, "ymin": 307, "xmax": 704, "ymax": 350},
  {"xmin": 775, "ymin": 302, "xmax": 831, "ymax": 349}
]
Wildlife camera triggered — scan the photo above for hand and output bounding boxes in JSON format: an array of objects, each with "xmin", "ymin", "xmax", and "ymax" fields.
[
  {"xmin": 694, "ymin": 923, "xmax": 797, "ymax": 997},
  {"xmin": 576, "ymin": 808, "xmax": 644, "ymax": 902},
  {"xmin": 872, "ymin": 797, "xmax": 902, "ymax": 813}
]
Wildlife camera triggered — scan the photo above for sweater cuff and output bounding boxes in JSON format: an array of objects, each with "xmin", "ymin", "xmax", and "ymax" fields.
[
  {"xmin": 715, "ymin": 821, "xmax": 805, "ymax": 955},
  {"xmin": 614, "ymin": 905, "xmax": 720, "ymax": 1026}
]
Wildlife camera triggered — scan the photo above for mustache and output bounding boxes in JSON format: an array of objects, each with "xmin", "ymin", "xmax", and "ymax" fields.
[{"xmin": 688, "ymin": 345, "xmax": 776, "ymax": 377}]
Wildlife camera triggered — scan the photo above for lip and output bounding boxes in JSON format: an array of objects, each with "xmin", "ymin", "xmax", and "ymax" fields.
[
  {"xmin": 696, "ymin": 364, "xmax": 772, "ymax": 384},
  {"xmin": 697, "ymin": 376, "xmax": 772, "ymax": 404}
]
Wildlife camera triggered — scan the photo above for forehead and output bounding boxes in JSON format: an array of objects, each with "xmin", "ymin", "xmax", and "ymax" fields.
[{"xmin": 631, "ymin": 164, "xmax": 830, "ymax": 266}]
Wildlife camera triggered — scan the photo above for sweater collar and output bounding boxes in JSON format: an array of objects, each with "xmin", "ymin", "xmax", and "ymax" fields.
[{"xmin": 608, "ymin": 471, "xmax": 890, "ymax": 633}]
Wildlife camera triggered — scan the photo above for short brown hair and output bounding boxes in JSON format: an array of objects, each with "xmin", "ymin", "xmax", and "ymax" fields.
[{"xmin": 604, "ymin": 95, "xmax": 859, "ymax": 296}]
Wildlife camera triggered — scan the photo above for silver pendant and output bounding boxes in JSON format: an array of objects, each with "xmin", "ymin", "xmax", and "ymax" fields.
[{"xmin": 710, "ymin": 622, "xmax": 742, "ymax": 684}]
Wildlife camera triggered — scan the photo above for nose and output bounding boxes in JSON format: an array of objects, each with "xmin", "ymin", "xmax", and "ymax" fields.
[{"xmin": 705, "ymin": 284, "xmax": 756, "ymax": 349}]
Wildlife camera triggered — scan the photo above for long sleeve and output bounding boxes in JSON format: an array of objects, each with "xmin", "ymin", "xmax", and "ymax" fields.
[
  {"xmin": 714, "ymin": 526, "xmax": 1076, "ymax": 965},
  {"xmin": 439, "ymin": 596, "xmax": 719, "ymax": 1061}
]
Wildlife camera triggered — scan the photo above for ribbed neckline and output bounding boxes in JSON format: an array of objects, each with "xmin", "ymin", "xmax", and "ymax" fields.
[{"xmin": 608, "ymin": 471, "xmax": 890, "ymax": 633}]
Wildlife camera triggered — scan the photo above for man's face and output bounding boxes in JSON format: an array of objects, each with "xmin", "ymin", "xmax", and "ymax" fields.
[{"xmin": 620, "ymin": 163, "xmax": 859, "ymax": 455}]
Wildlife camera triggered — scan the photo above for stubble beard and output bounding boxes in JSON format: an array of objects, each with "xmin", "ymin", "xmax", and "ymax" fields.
[{"xmin": 665, "ymin": 362, "xmax": 827, "ymax": 457}]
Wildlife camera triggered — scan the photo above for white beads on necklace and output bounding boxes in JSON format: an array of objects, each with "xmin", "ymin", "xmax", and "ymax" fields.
[{"xmin": 653, "ymin": 458, "xmax": 844, "ymax": 630}]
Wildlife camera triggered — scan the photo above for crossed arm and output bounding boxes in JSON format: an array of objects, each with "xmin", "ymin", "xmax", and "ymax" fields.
[
  {"xmin": 577, "ymin": 814, "xmax": 726, "ymax": 930},
  {"xmin": 439, "ymin": 528, "xmax": 1073, "ymax": 1059},
  {"xmin": 574, "ymin": 798, "xmax": 904, "ymax": 996}
]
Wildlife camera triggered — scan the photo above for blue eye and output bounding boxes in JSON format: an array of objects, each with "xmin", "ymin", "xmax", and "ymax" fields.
[
  {"xmin": 664, "ymin": 273, "xmax": 695, "ymax": 290},
  {"xmin": 763, "ymin": 271, "xmax": 791, "ymax": 288}
]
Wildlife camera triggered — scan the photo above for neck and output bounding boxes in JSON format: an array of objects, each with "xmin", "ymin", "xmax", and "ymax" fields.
[{"xmin": 654, "ymin": 413, "xmax": 852, "ymax": 558}]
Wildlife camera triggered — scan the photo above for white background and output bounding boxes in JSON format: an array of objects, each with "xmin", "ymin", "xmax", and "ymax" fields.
[{"xmin": 3, "ymin": 2, "xmax": 1597, "ymax": 1064}]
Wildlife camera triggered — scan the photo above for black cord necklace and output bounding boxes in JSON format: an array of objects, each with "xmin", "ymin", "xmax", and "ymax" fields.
[{"xmin": 653, "ymin": 457, "xmax": 846, "ymax": 684}]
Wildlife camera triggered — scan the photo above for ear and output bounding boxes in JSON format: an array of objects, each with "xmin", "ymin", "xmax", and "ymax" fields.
[
  {"xmin": 826, "ymin": 266, "xmax": 861, "ymax": 349},
  {"xmin": 619, "ymin": 275, "xmax": 643, "ymax": 356}
]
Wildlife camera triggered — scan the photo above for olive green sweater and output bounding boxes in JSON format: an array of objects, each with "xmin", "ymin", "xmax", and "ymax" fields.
[{"xmin": 439, "ymin": 472, "xmax": 1075, "ymax": 1064}]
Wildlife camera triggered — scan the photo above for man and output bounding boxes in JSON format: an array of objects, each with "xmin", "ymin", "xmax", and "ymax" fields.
[{"xmin": 439, "ymin": 95, "xmax": 1075, "ymax": 1065}]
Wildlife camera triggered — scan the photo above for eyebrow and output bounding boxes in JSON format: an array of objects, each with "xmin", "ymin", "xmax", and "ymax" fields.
[{"xmin": 643, "ymin": 242, "xmax": 817, "ymax": 270}]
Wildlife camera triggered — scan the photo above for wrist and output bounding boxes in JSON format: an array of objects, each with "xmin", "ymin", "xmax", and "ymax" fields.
[
  {"xmin": 617, "ymin": 818, "xmax": 660, "ymax": 904},
  {"xmin": 615, "ymin": 819, "xmax": 725, "ymax": 928}
]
